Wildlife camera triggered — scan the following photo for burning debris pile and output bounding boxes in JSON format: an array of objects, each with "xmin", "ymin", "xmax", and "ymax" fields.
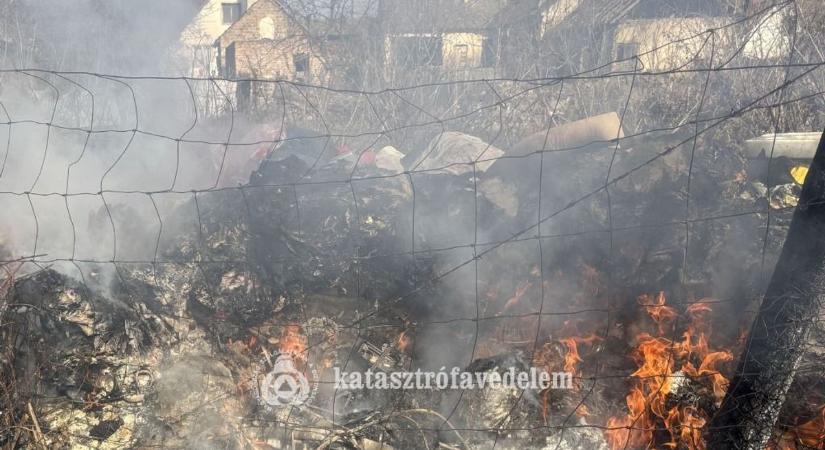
[
  {"xmin": 0, "ymin": 112, "xmax": 822, "ymax": 450},
  {"xmin": 604, "ymin": 293, "xmax": 734, "ymax": 450}
]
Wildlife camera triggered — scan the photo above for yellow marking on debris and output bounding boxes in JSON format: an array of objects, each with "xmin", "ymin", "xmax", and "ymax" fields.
[{"xmin": 791, "ymin": 165, "xmax": 809, "ymax": 185}]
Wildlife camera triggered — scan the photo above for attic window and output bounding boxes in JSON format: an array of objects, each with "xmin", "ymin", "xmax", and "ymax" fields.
[
  {"xmin": 222, "ymin": 3, "xmax": 242, "ymax": 24},
  {"xmin": 294, "ymin": 53, "xmax": 309, "ymax": 73},
  {"xmin": 616, "ymin": 42, "xmax": 639, "ymax": 61},
  {"xmin": 259, "ymin": 17, "xmax": 276, "ymax": 39}
]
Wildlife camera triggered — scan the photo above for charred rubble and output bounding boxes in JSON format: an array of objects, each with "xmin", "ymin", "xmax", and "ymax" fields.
[{"xmin": 0, "ymin": 117, "xmax": 810, "ymax": 449}]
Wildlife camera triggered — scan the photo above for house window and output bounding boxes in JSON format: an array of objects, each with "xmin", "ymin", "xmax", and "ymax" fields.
[
  {"xmin": 294, "ymin": 53, "xmax": 309, "ymax": 73},
  {"xmin": 481, "ymin": 37, "xmax": 496, "ymax": 67},
  {"xmin": 454, "ymin": 44, "xmax": 469, "ymax": 68},
  {"xmin": 225, "ymin": 43, "xmax": 237, "ymax": 78},
  {"xmin": 616, "ymin": 42, "xmax": 639, "ymax": 61},
  {"xmin": 259, "ymin": 17, "xmax": 276, "ymax": 39},
  {"xmin": 237, "ymin": 80, "xmax": 251, "ymax": 109},
  {"xmin": 222, "ymin": 3, "xmax": 242, "ymax": 24}
]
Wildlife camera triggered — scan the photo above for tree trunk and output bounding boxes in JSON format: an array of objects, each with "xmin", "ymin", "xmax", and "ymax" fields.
[{"xmin": 707, "ymin": 129, "xmax": 825, "ymax": 449}]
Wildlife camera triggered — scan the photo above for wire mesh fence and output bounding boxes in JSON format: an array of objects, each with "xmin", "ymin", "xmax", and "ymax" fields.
[{"xmin": 1, "ymin": 1, "xmax": 824, "ymax": 449}]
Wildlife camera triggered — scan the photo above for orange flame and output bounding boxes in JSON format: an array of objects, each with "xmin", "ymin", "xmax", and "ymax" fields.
[
  {"xmin": 631, "ymin": 333, "xmax": 675, "ymax": 419},
  {"xmin": 560, "ymin": 337, "xmax": 583, "ymax": 376},
  {"xmin": 770, "ymin": 406, "xmax": 825, "ymax": 450},
  {"xmin": 679, "ymin": 329, "xmax": 709, "ymax": 362},
  {"xmin": 279, "ymin": 323, "xmax": 308, "ymax": 362},
  {"xmin": 606, "ymin": 388, "xmax": 652, "ymax": 450},
  {"xmin": 794, "ymin": 408, "xmax": 825, "ymax": 449},
  {"xmin": 638, "ymin": 292, "xmax": 678, "ymax": 335},
  {"xmin": 534, "ymin": 333, "xmax": 601, "ymax": 422},
  {"xmin": 664, "ymin": 406, "xmax": 707, "ymax": 450},
  {"xmin": 559, "ymin": 333, "xmax": 601, "ymax": 415},
  {"xmin": 397, "ymin": 331, "xmax": 411, "ymax": 353},
  {"xmin": 682, "ymin": 351, "xmax": 733, "ymax": 406},
  {"xmin": 605, "ymin": 293, "xmax": 732, "ymax": 450},
  {"xmin": 502, "ymin": 281, "xmax": 532, "ymax": 312}
]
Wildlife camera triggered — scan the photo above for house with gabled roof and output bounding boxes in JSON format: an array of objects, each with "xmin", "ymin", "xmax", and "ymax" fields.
[
  {"xmin": 178, "ymin": 0, "xmax": 261, "ymax": 78},
  {"xmin": 536, "ymin": 0, "xmax": 790, "ymax": 74},
  {"xmin": 214, "ymin": 0, "xmax": 325, "ymax": 81},
  {"xmin": 213, "ymin": 0, "xmax": 328, "ymax": 106},
  {"xmin": 378, "ymin": 0, "xmax": 509, "ymax": 80}
]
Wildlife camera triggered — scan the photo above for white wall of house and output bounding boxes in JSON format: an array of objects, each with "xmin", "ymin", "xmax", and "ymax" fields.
[
  {"xmin": 741, "ymin": 4, "xmax": 791, "ymax": 60},
  {"xmin": 182, "ymin": 0, "xmax": 261, "ymax": 48},
  {"xmin": 174, "ymin": 0, "xmax": 263, "ymax": 116},
  {"xmin": 385, "ymin": 32, "xmax": 487, "ymax": 70},
  {"xmin": 540, "ymin": 0, "xmax": 581, "ymax": 38},
  {"xmin": 177, "ymin": 0, "xmax": 261, "ymax": 77},
  {"xmin": 613, "ymin": 17, "xmax": 732, "ymax": 70},
  {"xmin": 442, "ymin": 33, "xmax": 485, "ymax": 70},
  {"xmin": 611, "ymin": 11, "xmax": 790, "ymax": 72}
]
